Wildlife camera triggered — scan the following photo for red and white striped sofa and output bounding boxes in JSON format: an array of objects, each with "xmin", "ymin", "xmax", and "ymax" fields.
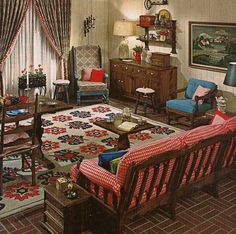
[{"xmin": 71, "ymin": 117, "xmax": 236, "ymax": 233}]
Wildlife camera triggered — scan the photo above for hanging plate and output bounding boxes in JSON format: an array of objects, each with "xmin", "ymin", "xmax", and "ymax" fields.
[{"xmin": 158, "ymin": 9, "xmax": 171, "ymax": 20}]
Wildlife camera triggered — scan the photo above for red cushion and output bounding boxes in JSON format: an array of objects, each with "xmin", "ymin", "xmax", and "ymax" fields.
[
  {"xmin": 90, "ymin": 69, "xmax": 105, "ymax": 82},
  {"xmin": 81, "ymin": 68, "xmax": 93, "ymax": 81},
  {"xmin": 211, "ymin": 110, "xmax": 230, "ymax": 125}
]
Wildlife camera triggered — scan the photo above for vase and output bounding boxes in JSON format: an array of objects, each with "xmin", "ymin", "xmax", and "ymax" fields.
[{"xmin": 133, "ymin": 52, "xmax": 141, "ymax": 62}]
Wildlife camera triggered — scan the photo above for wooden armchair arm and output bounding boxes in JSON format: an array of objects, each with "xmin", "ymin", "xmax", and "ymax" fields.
[
  {"xmin": 194, "ymin": 86, "xmax": 218, "ymax": 112},
  {"xmin": 194, "ymin": 87, "xmax": 217, "ymax": 102},
  {"xmin": 104, "ymin": 73, "xmax": 109, "ymax": 84},
  {"xmin": 169, "ymin": 87, "xmax": 187, "ymax": 99}
]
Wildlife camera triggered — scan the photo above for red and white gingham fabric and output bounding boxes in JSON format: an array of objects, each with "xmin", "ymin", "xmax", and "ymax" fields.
[
  {"xmin": 223, "ymin": 116, "xmax": 236, "ymax": 131},
  {"xmin": 71, "ymin": 158, "xmax": 120, "ymax": 194},
  {"xmin": 181, "ymin": 124, "xmax": 229, "ymax": 147},
  {"xmin": 116, "ymin": 135, "xmax": 184, "ymax": 186}
]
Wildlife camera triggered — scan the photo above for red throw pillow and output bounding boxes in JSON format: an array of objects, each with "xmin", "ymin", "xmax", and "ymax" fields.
[
  {"xmin": 90, "ymin": 69, "xmax": 105, "ymax": 82},
  {"xmin": 81, "ymin": 68, "xmax": 93, "ymax": 81},
  {"xmin": 211, "ymin": 110, "xmax": 230, "ymax": 125}
]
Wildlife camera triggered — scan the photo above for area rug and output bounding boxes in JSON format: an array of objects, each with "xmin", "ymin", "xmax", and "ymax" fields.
[{"xmin": 0, "ymin": 104, "xmax": 183, "ymax": 218}]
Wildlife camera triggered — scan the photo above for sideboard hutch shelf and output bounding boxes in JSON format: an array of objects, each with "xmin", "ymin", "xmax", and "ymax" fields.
[
  {"xmin": 137, "ymin": 20, "xmax": 177, "ymax": 54},
  {"xmin": 110, "ymin": 59, "xmax": 177, "ymax": 111}
]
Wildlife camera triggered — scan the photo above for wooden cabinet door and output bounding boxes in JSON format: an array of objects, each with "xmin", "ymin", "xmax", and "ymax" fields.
[
  {"xmin": 133, "ymin": 66, "xmax": 148, "ymax": 90},
  {"xmin": 110, "ymin": 61, "xmax": 124, "ymax": 95},
  {"xmin": 121, "ymin": 64, "xmax": 134, "ymax": 96}
]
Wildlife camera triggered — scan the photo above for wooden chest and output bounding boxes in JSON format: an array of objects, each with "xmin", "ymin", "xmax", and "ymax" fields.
[
  {"xmin": 151, "ymin": 52, "xmax": 170, "ymax": 67},
  {"xmin": 42, "ymin": 184, "xmax": 91, "ymax": 234}
]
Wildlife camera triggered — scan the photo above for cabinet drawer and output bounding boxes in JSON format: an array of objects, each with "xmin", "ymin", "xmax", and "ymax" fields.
[
  {"xmin": 46, "ymin": 194, "xmax": 64, "ymax": 212},
  {"xmin": 146, "ymin": 69, "xmax": 159, "ymax": 77},
  {"xmin": 45, "ymin": 211, "xmax": 64, "ymax": 234},
  {"xmin": 121, "ymin": 64, "xmax": 133, "ymax": 73},
  {"xmin": 45, "ymin": 202, "xmax": 64, "ymax": 225},
  {"xmin": 111, "ymin": 62, "xmax": 121, "ymax": 72},
  {"xmin": 134, "ymin": 67, "xmax": 146, "ymax": 77}
]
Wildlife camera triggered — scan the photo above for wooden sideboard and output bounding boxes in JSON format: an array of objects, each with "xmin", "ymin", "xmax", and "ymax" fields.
[{"xmin": 110, "ymin": 59, "xmax": 177, "ymax": 110}]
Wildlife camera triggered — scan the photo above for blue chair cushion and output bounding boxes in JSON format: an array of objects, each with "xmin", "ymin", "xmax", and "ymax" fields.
[
  {"xmin": 98, "ymin": 150, "xmax": 128, "ymax": 170},
  {"xmin": 166, "ymin": 99, "xmax": 212, "ymax": 113},
  {"xmin": 185, "ymin": 78, "xmax": 216, "ymax": 99}
]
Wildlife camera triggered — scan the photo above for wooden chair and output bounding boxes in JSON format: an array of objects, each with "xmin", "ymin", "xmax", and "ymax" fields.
[
  {"xmin": 166, "ymin": 78, "xmax": 217, "ymax": 128},
  {"xmin": 69, "ymin": 45, "xmax": 109, "ymax": 105},
  {"xmin": 0, "ymin": 94, "xmax": 39, "ymax": 195}
]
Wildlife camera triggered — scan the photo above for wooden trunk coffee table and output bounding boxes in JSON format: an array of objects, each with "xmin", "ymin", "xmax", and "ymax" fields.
[
  {"xmin": 94, "ymin": 117, "xmax": 155, "ymax": 150},
  {"xmin": 42, "ymin": 183, "xmax": 92, "ymax": 234}
]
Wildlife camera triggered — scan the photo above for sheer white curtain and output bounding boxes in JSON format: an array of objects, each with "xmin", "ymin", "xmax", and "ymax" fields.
[{"xmin": 3, "ymin": 2, "xmax": 59, "ymax": 97}]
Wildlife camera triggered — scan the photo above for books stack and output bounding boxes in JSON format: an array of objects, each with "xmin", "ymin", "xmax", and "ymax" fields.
[{"xmin": 117, "ymin": 121, "xmax": 138, "ymax": 132}]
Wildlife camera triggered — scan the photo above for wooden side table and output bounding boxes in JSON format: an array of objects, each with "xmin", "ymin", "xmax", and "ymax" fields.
[{"xmin": 42, "ymin": 184, "xmax": 92, "ymax": 234}]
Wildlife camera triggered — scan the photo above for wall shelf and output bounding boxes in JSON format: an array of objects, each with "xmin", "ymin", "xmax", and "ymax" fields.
[{"xmin": 137, "ymin": 20, "xmax": 177, "ymax": 54}]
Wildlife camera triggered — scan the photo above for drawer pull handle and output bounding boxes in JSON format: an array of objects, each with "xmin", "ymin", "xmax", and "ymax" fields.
[
  {"xmin": 137, "ymin": 70, "xmax": 140, "ymax": 72},
  {"xmin": 114, "ymin": 65, "xmax": 117, "ymax": 67},
  {"xmin": 151, "ymin": 73, "xmax": 154, "ymax": 75},
  {"xmin": 125, "ymin": 67, "xmax": 128, "ymax": 70}
]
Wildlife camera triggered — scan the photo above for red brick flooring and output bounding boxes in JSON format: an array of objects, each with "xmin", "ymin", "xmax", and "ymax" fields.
[
  {"xmin": 0, "ymin": 173, "xmax": 235, "ymax": 234},
  {"xmin": 0, "ymin": 99, "xmax": 235, "ymax": 233}
]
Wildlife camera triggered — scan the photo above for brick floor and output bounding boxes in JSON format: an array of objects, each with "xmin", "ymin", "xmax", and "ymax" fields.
[
  {"xmin": 0, "ymin": 174, "xmax": 235, "ymax": 234},
  {"xmin": 0, "ymin": 99, "xmax": 235, "ymax": 233}
]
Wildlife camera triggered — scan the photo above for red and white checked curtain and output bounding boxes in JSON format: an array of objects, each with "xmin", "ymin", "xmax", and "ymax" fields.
[
  {"xmin": 34, "ymin": 0, "xmax": 71, "ymax": 80},
  {"xmin": 0, "ymin": 0, "xmax": 30, "ymax": 67}
]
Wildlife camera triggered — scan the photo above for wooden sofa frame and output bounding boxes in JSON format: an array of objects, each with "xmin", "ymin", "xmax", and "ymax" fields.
[{"xmin": 78, "ymin": 131, "xmax": 235, "ymax": 234}]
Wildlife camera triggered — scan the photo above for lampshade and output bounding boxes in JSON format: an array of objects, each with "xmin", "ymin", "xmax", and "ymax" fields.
[
  {"xmin": 113, "ymin": 20, "xmax": 134, "ymax": 37},
  {"xmin": 113, "ymin": 20, "xmax": 134, "ymax": 60},
  {"xmin": 224, "ymin": 62, "xmax": 236, "ymax": 87}
]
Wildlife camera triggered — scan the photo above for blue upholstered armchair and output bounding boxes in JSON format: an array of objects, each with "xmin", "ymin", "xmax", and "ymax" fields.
[
  {"xmin": 69, "ymin": 45, "xmax": 109, "ymax": 105},
  {"xmin": 166, "ymin": 78, "xmax": 217, "ymax": 128}
]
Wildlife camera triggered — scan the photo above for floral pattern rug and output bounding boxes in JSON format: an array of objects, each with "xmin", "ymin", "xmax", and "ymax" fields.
[{"xmin": 0, "ymin": 104, "xmax": 183, "ymax": 218}]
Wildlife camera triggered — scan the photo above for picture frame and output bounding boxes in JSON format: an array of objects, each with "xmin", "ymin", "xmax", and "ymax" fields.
[{"xmin": 189, "ymin": 21, "xmax": 236, "ymax": 72}]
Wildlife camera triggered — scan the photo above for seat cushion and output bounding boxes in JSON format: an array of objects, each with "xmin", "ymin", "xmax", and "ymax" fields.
[
  {"xmin": 136, "ymin": 87, "xmax": 155, "ymax": 94},
  {"xmin": 77, "ymin": 81, "xmax": 107, "ymax": 91},
  {"xmin": 53, "ymin": 79, "xmax": 70, "ymax": 85},
  {"xmin": 166, "ymin": 98, "xmax": 211, "ymax": 113},
  {"xmin": 185, "ymin": 78, "xmax": 216, "ymax": 99}
]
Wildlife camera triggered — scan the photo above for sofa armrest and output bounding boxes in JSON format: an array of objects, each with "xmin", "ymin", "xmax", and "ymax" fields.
[{"xmin": 79, "ymin": 159, "xmax": 119, "ymax": 193}]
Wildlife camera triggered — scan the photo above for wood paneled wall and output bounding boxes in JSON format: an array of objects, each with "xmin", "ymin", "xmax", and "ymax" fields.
[
  {"xmin": 70, "ymin": 0, "xmax": 236, "ymax": 107},
  {"xmin": 70, "ymin": 0, "xmax": 109, "ymax": 68}
]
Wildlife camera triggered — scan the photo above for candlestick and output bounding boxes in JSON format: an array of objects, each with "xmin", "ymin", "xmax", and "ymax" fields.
[{"xmin": 26, "ymin": 70, "xmax": 29, "ymax": 87}]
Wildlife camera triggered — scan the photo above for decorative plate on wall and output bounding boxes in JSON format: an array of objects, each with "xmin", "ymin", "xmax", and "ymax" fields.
[{"xmin": 158, "ymin": 9, "xmax": 171, "ymax": 21}]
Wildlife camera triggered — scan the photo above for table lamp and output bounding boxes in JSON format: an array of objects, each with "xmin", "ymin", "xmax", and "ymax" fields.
[
  {"xmin": 224, "ymin": 62, "xmax": 236, "ymax": 96},
  {"xmin": 113, "ymin": 20, "xmax": 134, "ymax": 60}
]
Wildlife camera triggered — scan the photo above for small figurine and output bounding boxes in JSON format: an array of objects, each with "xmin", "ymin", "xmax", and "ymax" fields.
[{"xmin": 64, "ymin": 182, "xmax": 78, "ymax": 199}]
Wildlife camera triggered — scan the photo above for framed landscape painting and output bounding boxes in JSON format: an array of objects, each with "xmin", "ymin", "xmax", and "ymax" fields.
[{"xmin": 189, "ymin": 21, "xmax": 236, "ymax": 72}]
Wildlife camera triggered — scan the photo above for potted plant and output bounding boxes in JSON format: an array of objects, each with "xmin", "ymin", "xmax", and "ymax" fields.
[
  {"xmin": 133, "ymin": 45, "xmax": 143, "ymax": 62},
  {"xmin": 19, "ymin": 64, "xmax": 46, "ymax": 89}
]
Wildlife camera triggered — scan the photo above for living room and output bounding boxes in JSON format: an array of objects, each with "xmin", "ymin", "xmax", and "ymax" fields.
[{"xmin": 0, "ymin": 0, "xmax": 235, "ymax": 233}]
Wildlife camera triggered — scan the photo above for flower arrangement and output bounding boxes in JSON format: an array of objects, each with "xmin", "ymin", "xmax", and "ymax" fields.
[
  {"xmin": 18, "ymin": 64, "xmax": 46, "ymax": 89},
  {"xmin": 133, "ymin": 45, "xmax": 143, "ymax": 53},
  {"xmin": 159, "ymin": 31, "xmax": 169, "ymax": 36},
  {"xmin": 20, "ymin": 64, "xmax": 46, "ymax": 79}
]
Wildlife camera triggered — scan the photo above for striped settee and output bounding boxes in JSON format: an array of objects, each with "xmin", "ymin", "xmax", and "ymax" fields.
[{"xmin": 71, "ymin": 117, "xmax": 236, "ymax": 233}]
